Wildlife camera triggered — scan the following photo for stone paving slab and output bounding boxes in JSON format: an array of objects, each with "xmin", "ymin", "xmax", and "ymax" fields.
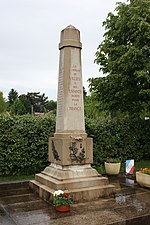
[
  {"xmin": 0, "ymin": 215, "xmax": 16, "ymax": 225},
  {"xmin": 0, "ymin": 176, "xmax": 150, "ymax": 225},
  {"xmin": 5, "ymin": 200, "xmax": 50, "ymax": 213},
  {"xmin": 0, "ymin": 194, "xmax": 41, "ymax": 204},
  {"xmin": 0, "ymin": 188, "xmax": 31, "ymax": 198}
]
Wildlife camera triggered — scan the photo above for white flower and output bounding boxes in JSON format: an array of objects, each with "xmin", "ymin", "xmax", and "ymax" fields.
[{"xmin": 53, "ymin": 190, "xmax": 64, "ymax": 196}]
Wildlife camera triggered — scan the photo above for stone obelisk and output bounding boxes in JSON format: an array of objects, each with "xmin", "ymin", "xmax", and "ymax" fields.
[
  {"xmin": 49, "ymin": 25, "xmax": 92, "ymax": 166},
  {"xmin": 56, "ymin": 24, "xmax": 85, "ymax": 134},
  {"xmin": 30, "ymin": 25, "xmax": 115, "ymax": 201}
]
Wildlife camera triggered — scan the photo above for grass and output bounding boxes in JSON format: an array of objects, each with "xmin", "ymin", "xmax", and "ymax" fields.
[{"xmin": 0, "ymin": 175, "xmax": 35, "ymax": 183}]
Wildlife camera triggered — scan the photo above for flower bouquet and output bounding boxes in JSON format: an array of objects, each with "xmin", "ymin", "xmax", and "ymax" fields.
[
  {"xmin": 140, "ymin": 168, "xmax": 150, "ymax": 175},
  {"xmin": 53, "ymin": 190, "xmax": 73, "ymax": 212},
  {"xmin": 136, "ymin": 168, "xmax": 150, "ymax": 188}
]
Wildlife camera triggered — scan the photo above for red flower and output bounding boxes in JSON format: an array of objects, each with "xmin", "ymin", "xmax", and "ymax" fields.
[{"xmin": 65, "ymin": 193, "xmax": 69, "ymax": 198}]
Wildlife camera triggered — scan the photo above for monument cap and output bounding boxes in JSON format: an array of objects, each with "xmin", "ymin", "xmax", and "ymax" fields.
[
  {"xmin": 66, "ymin": 24, "xmax": 76, "ymax": 29},
  {"xmin": 59, "ymin": 24, "xmax": 82, "ymax": 49}
]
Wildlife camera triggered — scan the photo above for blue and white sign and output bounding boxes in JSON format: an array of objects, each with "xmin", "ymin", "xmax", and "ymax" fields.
[{"xmin": 126, "ymin": 159, "xmax": 134, "ymax": 174}]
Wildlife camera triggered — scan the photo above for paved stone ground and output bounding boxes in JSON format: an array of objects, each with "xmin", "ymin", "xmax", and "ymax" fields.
[{"xmin": 0, "ymin": 175, "xmax": 150, "ymax": 225}]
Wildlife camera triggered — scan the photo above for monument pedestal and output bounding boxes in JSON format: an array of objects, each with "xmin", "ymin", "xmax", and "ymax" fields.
[
  {"xmin": 48, "ymin": 133, "xmax": 93, "ymax": 165},
  {"xmin": 30, "ymin": 164, "xmax": 115, "ymax": 202},
  {"xmin": 30, "ymin": 133, "xmax": 115, "ymax": 201}
]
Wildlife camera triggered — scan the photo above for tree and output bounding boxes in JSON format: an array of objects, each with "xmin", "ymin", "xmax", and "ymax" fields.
[
  {"xmin": 83, "ymin": 86, "xmax": 87, "ymax": 99},
  {"xmin": 35, "ymin": 93, "xmax": 48, "ymax": 112},
  {"xmin": 45, "ymin": 100, "xmax": 57, "ymax": 114},
  {"xmin": 8, "ymin": 89, "xmax": 18, "ymax": 106},
  {"xmin": 11, "ymin": 94, "xmax": 31, "ymax": 115},
  {"xmin": 27, "ymin": 92, "xmax": 48, "ymax": 114},
  {"xmin": 11, "ymin": 99, "xmax": 27, "ymax": 115},
  {"xmin": 89, "ymin": 0, "xmax": 150, "ymax": 117},
  {"xmin": 19, "ymin": 94, "xmax": 31, "ymax": 113},
  {"xmin": 0, "ymin": 91, "xmax": 7, "ymax": 113},
  {"xmin": 84, "ymin": 93, "xmax": 109, "ymax": 119}
]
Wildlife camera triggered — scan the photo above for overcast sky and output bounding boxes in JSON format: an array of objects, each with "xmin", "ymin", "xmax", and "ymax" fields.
[{"xmin": 0, "ymin": 0, "xmax": 126, "ymax": 100}]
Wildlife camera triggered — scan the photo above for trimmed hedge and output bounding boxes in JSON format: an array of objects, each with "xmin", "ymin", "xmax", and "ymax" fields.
[
  {"xmin": 85, "ymin": 117, "xmax": 150, "ymax": 166},
  {"xmin": 0, "ymin": 114, "xmax": 149, "ymax": 176},
  {"xmin": 0, "ymin": 114, "xmax": 55, "ymax": 176}
]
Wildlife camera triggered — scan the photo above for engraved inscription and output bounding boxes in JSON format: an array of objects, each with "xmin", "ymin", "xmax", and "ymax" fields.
[{"xmin": 68, "ymin": 58, "xmax": 83, "ymax": 112}]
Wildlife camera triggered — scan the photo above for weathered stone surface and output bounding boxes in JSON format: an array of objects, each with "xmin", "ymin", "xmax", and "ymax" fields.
[
  {"xmin": 56, "ymin": 25, "xmax": 84, "ymax": 134},
  {"xmin": 30, "ymin": 164, "xmax": 115, "ymax": 202},
  {"xmin": 48, "ymin": 136, "xmax": 93, "ymax": 165},
  {"xmin": 1, "ymin": 177, "xmax": 150, "ymax": 225},
  {"xmin": 30, "ymin": 25, "xmax": 115, "ymax": 201}
]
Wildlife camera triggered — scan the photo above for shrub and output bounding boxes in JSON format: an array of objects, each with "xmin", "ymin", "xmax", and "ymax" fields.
[
  {"xmin": 0, "ymin": 113, "xmax": 149, "ymax": 176},
  {"xmin": 0, "ymin": 114, "xmax": 55, "ymax": 175},
  {"xmin": 85, "ymin": 117, "xmax": 150, "ymax": 165}
]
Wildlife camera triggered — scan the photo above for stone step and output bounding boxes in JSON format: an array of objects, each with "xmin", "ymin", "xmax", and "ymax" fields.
[
  {"xmin": 0, "ymin": 181, "xmax": 29, "ymax": 190},
  {"xmin": 29, "ymin": 180, "xmax": 115, "ymax": 202},
  {"xmin": 29, "ymin": 180, "xmax": 55, "ymax": 201},
  {"xmin": 70, "ymin": 184, "xmax": 115, "ymax": 201},
  {"xmin": 42, "ymin": 165, "xmax": 100, "ymax": 180},
  {"xmin": 35, "ymin": 173, "xmax": 109, "ymax": 190},
  {"xmin": 0, "ymin": 188, "xmax": 31, "ymax": 198}
]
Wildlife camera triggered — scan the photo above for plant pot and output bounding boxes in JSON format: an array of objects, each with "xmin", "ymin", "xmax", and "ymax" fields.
[
  {"xmin": 136, "ymin": 172, "xmax": 150, "ymax": 188},
  {"xmin": 55, "ymin": 205, "xmax": 70, "ymax": 212},
  {"xmin": 105, "ymin": 162, "xmax": 121, "ymax": 175}
]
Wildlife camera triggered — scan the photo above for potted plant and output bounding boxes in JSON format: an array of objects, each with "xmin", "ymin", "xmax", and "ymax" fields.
[
  {"xmin": 105, "ymin": 158, "xmax": 121, "ymax": 175},
  {"xmin": 53, "ymin": 190, "xmax": 73, "ymax": 212},
  {"xmin": 136, "ymin": 168, "xmax": 150, "ymax": 188}
]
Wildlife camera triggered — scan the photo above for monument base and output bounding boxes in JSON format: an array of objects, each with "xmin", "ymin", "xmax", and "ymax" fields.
[{"xmin": 29, "ymin": 163, "xmax": 115, "ymax": 202}]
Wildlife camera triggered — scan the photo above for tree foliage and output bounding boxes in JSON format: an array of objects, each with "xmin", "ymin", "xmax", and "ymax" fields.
[
  {"xmin": 7, "ymin": 90, "xmax": 51, "ymax": 115},
  {"xmin": 45, "ymin": 100, "xmax": 57, "ymax": 114},
  {"xmin": 8, "ymin": 89, "xmax": 18, "ymax": 106},
  {"xmin": 0, "ymin": 91, "xmax": 7, "ymax": 113},
  {"xmin": 27, "ymin": 92, "xmax": 48, "ymax": 114},
  {"xmin": 11, "ymin": 94, "xmax": 31, "ymax": 115},
  {"xmin": 89, "ymin": 0, "xmax": 150, "ymax": 117}
]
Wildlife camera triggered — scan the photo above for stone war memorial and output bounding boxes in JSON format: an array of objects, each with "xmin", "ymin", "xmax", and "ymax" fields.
[{"xmin": 30, "ymin": 25, "xmax": 115, "ymax": 202}]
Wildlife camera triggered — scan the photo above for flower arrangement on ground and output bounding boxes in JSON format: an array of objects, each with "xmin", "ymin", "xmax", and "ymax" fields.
[
  {"xmin": 136, "ymin": 168, "xmax": 150, "ymax": 189},
  {"xmin": 140, "ymin": 168, "xmax": 150, "ymax": 175},
  {"xmin": 53, "ymin": 190, "xmax": 73, "ymax": 207}
]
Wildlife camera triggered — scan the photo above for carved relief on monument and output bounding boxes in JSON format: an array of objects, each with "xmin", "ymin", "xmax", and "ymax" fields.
[
  {"xmin": 51, "ymin": 140, "xmax": 61, "ymax": 161},
  {"xmin": 48, "ymin": 135, "xmax": 92, "ymax": 166},
  {"xmin": 69, "ymin": 142, "xmax": 85, "ymax": 163},
  {"xmin": 69, "ymin": 136, "xmax": 86, "ymax": 163}
]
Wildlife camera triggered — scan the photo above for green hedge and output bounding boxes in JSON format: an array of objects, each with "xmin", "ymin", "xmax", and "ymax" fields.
[
  {"xmin": 0, "ymin": 114, "xmax": 149, "ymax": 176},
  {"xmin": 85, "ymin": 117, "xmax": 150, "ymax": 166},
  {"xmin": 0, "ymin": 114, "xmax": 55, "ymax": 176}
]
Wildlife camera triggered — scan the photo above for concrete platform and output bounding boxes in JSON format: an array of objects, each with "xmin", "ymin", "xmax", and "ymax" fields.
[{"xmin": 0, "ymin": 174, "xmax": 150, "ymax": 225}]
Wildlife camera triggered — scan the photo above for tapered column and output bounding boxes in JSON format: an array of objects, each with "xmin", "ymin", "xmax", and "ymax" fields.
[{"xmin": 56, "ymin": 25, "xmax": 85, "ymax": 134}]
